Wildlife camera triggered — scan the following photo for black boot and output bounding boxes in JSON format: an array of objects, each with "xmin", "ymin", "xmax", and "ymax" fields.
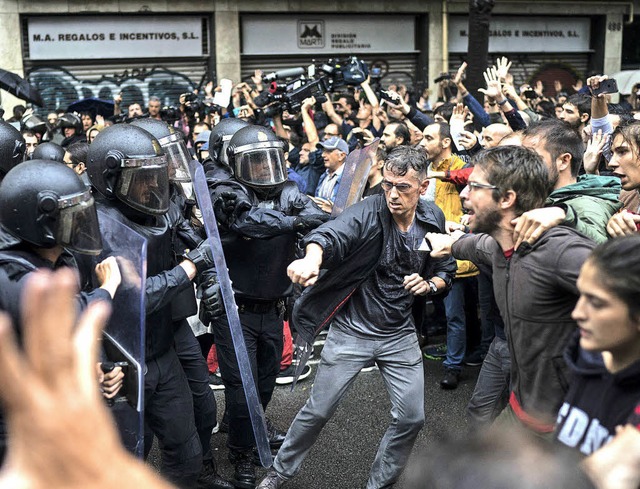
[
  {"xmin": 230, "ymin": 451, "xmax": 255, "ymax": 489},
  {"xmin": 198, "ymin": 459, "xmax": 234, "ymax": 489}
]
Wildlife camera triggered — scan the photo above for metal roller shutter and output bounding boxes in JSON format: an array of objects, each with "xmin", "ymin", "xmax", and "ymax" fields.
[
  {"xmin": 449, "ymin": 53, "xmax": 590, "ymax": 90},
  {"xmin": 22, "ymin": 15, "xmax": 211, "ymax": 114}
]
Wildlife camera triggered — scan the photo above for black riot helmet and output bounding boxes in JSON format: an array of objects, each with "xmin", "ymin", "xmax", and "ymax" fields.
[
  {"xmin": 87, "ymin": 124, "xmax": 169, "ymax": 216},
  {"xmin": 0, "ymin": 121, "xmax": 26, "ymax": 180},
  {"xmin": 58, "ymin": 113, "xmax": 83, "ymax": 133},
  {"xmin": 32, "ymin": 142, "xmax": 65, "ymax": 162},
  {"xmin": 227, "ymin": 125, "xmax": 286, "ymax": 196},
  {"xmin": 21, "ymin": 113, "xmax": 48, "ymax": 136},
  {"xmin": 209, "ymin": 118, "xmax": 251, "ymax": 169},
  {"xmin": 130, "ymin": 118, "xmax": 191, "ymax": 182},
  {"xmin": 0, "ymin": 160, "xmax": 102, "ymax": 254}
]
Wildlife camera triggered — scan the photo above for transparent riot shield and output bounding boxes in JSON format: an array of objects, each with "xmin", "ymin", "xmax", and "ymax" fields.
[
  {"xmin": 189, "ymin": 159, "xmax": 273, "ymax": 468},
  {"xmin": 96, "ymin": 209, "xmax": 147, "ymax": 458},
  {"xmin": 331, "ymin": 139, "xmax": 380, "ymax": 217}
]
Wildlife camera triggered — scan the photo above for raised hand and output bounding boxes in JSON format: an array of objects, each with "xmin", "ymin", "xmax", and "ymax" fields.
[{"xmin": 495, "ymin": 56, "xmax": 512, "ymax": 81}]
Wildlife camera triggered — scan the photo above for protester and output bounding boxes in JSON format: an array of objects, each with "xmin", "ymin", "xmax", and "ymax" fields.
[
  {"xmin": 257, "ymin": 145, "xmax": 456, "ymax": 489},
  {"xmin": 555, "ymin": 235, "xmax": 640, "ymax": 455},
  {"xmin": 427, "ymin": 146, "xmax": 596, "ymax": 436}
]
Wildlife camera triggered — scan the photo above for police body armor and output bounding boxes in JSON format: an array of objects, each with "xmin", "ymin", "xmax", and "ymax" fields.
[{"xmin": 219, "ymin": 181, "xmax": 301, "ymax": 301}]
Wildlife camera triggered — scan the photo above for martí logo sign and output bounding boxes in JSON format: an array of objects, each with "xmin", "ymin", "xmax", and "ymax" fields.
[{"xmin": 298, "ymin": 20, "xmax": 324, "ymax": 48}]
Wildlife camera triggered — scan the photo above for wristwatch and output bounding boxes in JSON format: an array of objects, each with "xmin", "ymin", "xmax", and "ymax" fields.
[{"xmin": 427, "ymin": 280, "xmax": 438, "ymax": 295}]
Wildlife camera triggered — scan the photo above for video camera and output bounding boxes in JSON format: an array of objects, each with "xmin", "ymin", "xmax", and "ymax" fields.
[{"xmin": 254, "ymin": 56, "xmax": 369, "ymax": 115}]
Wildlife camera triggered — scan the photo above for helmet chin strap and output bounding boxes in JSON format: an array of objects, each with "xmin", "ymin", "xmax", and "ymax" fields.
[{"xmin": 249, "ymin": 183, "xmax": 284, "ymax": 201}]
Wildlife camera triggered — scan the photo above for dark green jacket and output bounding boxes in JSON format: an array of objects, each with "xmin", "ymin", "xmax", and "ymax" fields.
[{"xmin": 548, "ymin": 175, "xmax": 621, "ymax": 244}]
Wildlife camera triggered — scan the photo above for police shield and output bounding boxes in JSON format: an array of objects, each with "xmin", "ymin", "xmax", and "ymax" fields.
[
  {"xmin": 189, "ymin": 159, "xmax": 273, "ymax": 468},
  {"xmin": 331, "ymin": 139, "xmax": 380, "ymax": 217},
  {"xmin": 96, "ymin": 210, "xmax": 147, "ymax": 457}
]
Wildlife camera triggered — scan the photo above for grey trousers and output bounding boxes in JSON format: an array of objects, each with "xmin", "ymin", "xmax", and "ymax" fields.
[
  {"xmin": 466, "ymin": 336, "xmax": 511, "ymax": 430},
  {"xmin": 273, "ymin": 327, "xmax": 425, "ymax": 489}
]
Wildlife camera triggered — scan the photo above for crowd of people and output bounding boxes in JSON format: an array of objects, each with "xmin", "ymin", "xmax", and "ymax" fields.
[{"xmin": 0, "ymin": 53, "xmax": 640, "ymax": 489}]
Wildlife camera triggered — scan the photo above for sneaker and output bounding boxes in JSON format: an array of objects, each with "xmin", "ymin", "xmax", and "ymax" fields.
[
  {"xmin": 257, "ymin": 469, "xmax": 286, "ymax": 489},
  {"xmin": 360, "ymin": 361, "xmax": 378, "ymax": 373},
  {"xmin": 440, "ymin": 369, "xmax": 460, "ymax": 390},
  {"xmin": 423, "ymin": 344, "xmax": 447, "ymax": 361},
  {"xmin": 276, "ymin": 364, "xmax": 311, "ymax": 385},
  {"xmin": 209, "ymin": 371, "xmax": 225, "ymax": 390},
  {"xmin": 463, "ymin": 349, "xmax": 486, "ymax": 367}
]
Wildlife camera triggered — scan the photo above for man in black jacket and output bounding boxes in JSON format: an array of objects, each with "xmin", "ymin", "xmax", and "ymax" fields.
[{"xmin": 258, "ymin": 145, "xmax": 456, "ymax": 489}]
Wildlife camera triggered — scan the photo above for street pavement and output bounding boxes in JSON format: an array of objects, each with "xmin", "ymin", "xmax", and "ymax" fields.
[{"xmin": 204, "ymin": 341, "xmax": 481, "ymax": 489}]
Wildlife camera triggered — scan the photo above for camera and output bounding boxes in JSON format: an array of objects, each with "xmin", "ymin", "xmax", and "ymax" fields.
[
  {"xmin": 434, "ymin": 73, "xmax": 452, "ymax": 84},
  {"xmin": 254, "ymin": 56, "xmax": 369, "ymax": 115}
]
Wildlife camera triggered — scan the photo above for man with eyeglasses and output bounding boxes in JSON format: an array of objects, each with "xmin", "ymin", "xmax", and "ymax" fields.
[
  {"xmin": 257, "ymin": 145, "xmax": 456, "ymax": 489},
  {"xmin": 427, "ymin": 146, "xmax": 596, "ymax": 437}
]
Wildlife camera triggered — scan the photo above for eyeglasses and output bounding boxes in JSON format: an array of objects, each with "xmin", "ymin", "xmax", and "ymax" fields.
[
  {"xmin": 468, "ymin": 182, "xmax": 498, "ymax": 191},
  {"xmin": 381, "ymin": 180, "xmax": 416, "ymax": 193}
]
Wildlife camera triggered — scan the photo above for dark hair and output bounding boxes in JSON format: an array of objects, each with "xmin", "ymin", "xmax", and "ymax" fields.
[
  {"xmin": 384, "ymin": 145, "xmax": 428, "ymax": 179},
  {"xmin": 66, "ymin": 141, "xmax": 89, "ymax": 167},
  {"xmin": 611, "ymin": 121, "xmax": 640, "ymax": 159},
  {"xmin": 434, "ymin": 102, "xmax": 455, "ymax": 123},
  {"xmin": 473, "ymin": 145, "xmax": 551, "ymax": 215},
  {"xmin": 375, "ymin": 146, "xmax": 388, "ymax": 162},
  {"xmin": 339, "ymin": 95, "xmax": 357, "ymax": 111},
  {"xmin": 523, "ymin": 119, "xmax": 584, "ymax": 177},
  {"xmin": 429, "ymin": 121, "xmax": 452, "ymax": 143},
  {"xmin": 535, "ymin": 100, "xmax": 556, "ymax": 119},
  {"xmin": 565, "ymin": 94, "xmax": 591, "ymax": 119},
  {"xmin": 391, "ymin": 122, "xmax": 411, "ymax": 145},
  {"xmin": 21, "ymin": 130, "xmax": 37, "ymax": 139},
  {"xmin": 588, "ymin": 235, "xmax": 640, "ymax": 321}
]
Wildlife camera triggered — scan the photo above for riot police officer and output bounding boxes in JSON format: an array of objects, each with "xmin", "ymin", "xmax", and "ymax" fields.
[
  {"xmin": 130, "ymin": 118, "xmax": 231, "ymax": 489},
  {"xmin": 0, "ymin": 159, "xmax": 122, "ymax": 464},
  {"xmin": 207, "ymin": 125, "xmax": 328, "ymax": 488},
  {"xmin": 0, "ymin": 120, "xmax": 26, "ymax": 249},
  {"xmin": 203, "ymin": 118, "xmax": 251, "ymax": 183},
  {"xmin": 0, "ymin": 120, "xmax": 25, "ymax": 182},
  {"xmin": 58, "ymin": 113, "xmax": 85, "ymax": 148},
  {"xmin": 86, "ymin": 124, "xmax": 231, "ymax": 489}
]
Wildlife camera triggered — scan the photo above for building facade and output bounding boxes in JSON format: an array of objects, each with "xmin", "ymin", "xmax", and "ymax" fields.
[{"xmin": 0, "ymin": 0, "xmax": 633, "ymax": 113}]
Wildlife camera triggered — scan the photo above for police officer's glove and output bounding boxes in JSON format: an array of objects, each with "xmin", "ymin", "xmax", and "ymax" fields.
[
  {"xmin": 185, "ymin": 240, "xmax": 215, "ymax": 275},
  {"xmin": 213, "ymin": 191, "xmax": 252, "ymax": 225},
  {"xmin": 197, "ymin": 271, "xmax": 225, "ymax": 324},
  {"xmin": 293, "ymin": 214, "xmax": 331, "ymax": 232}
]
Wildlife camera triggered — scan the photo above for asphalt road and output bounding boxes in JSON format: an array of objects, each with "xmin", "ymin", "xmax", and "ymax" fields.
[{"xmin": 201, "ymin": 341, "xmax": 481, "ymax": 489}]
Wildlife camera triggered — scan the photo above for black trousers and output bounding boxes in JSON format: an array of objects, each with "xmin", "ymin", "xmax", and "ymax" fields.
[
  {"xmin": 213, "ymin": 307, "xmax": 284, "ymax": 452},
  {"xmin": 144, "ymin": 348, "xmax": 202, "ymax": 488},
  {"xmin": 174, "ymin": 319, "xmax": 218, "ymax": 463}
]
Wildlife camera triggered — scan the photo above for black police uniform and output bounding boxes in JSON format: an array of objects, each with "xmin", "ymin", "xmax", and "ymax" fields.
[{"xmin": 209, "ymin": 179, "xmax": 325, "ymax": 453}]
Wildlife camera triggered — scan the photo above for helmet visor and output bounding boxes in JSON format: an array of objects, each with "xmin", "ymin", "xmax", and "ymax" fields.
[
  {"xmin": 57, "ymin": 190, "xmax": 103, "ymax": 255},
  {"xmin": 116, "ymin": 156, "xmax": 170, "ymax": 215},
  {"xmin": 235, "ymin": 148, "xmax": 286, "ymax": 187},
  {"xmin": 159, "ymin": 133, "xmax": 192, "ymax": 182}
]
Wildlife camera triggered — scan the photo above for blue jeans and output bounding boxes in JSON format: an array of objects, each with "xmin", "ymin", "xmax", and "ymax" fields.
[
  {"xmin": 443, "ymin": 279, "xmax": 468, "ymax": 372},
  {"xmin": 273, "ymin": 327, "xmax": 425, "ymax": 489},
  {"xmin": 466, "ymin": 336, "xmax": 511, "ymax": 430}
]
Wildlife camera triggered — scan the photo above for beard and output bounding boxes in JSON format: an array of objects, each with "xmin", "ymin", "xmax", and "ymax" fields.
[{"xmin": 470, "ymin": 206, "xmax": 502, "ymax": 235}]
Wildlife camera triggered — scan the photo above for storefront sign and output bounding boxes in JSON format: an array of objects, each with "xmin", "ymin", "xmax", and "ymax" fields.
[
  {"xmin": 27, "ymin": 16, "xmax": 204, "ymax": 60},
  {"xmin": 448, "ymin": 16, "xmax": 591, "ymax": 53},
  {"xmin": 242, "ymin": 15, "xmax": 415, "ymax": 55}
]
